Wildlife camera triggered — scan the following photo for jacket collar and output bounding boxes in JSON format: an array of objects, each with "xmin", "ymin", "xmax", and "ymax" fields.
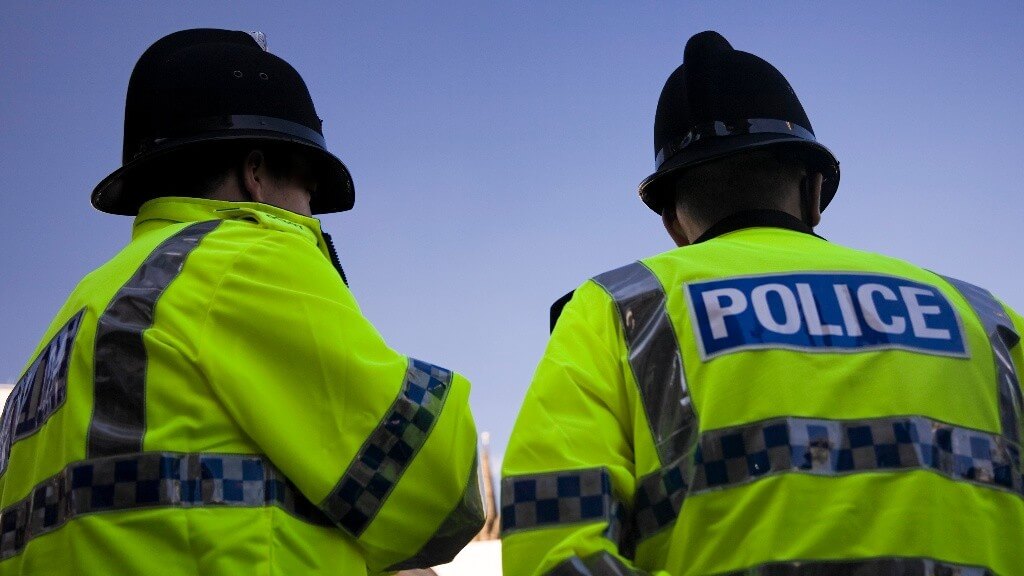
[
  {"xmin": 692, "ymin": 209, "xmax": 824, "ymax": 244},
  {"xmin": 133, "ymin": 197, "xmax": 322, "ymax": 238},
  {"xmin": 133, "ymin": 196, "xmax": 329, "ymax": 253}
]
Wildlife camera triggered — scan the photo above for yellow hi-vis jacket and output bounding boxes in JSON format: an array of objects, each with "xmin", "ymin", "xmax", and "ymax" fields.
[
  {"xmin": 0, "ymin": 197, "xmax": 484, "ymax": 575},
  {"xmin": 501, "ymin": 211, "xmax": 1024, "ymax": 576}
]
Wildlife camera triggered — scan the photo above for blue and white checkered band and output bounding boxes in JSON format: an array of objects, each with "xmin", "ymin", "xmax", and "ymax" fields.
[
  {"xmin": 654, "ymin": 118, "xmax": 817, "ymax": 169},
  {"xmin": 501, "ymin": 468, "xmax": 629, "ymax": 554},
  {"xmin": 715, "ymin": 558, "xmax": 993, "ymax": 576},
  {"xmin": 632, "ymin": 415, "xmax": 1023, "ymax": 541},
  {"xmin": 0, "ymin": 452, "xmax": 331, "ymax": 560},
  {"xmin": 548, "ymin": 555, "xmax": 993, "ymax": 576},
  {"xmin": 321, "ymin": 358, "xmax": 454, "ymax": 537},
  {"xmin": 0, "ymin": 310, "xmax": 84, "ymax": 475},
  {"xmin": 686, "ymin": 273, "xmax": 968, "ymax": 360}
]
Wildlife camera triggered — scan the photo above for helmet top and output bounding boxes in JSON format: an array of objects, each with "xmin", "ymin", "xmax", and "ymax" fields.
[
  {"xmin": 92, "ymin": 28, "xmax": 354, "ymax": 216},
  {"xmin": 639, "ymin": 31, "xmax": 839, "ymax": 214}
]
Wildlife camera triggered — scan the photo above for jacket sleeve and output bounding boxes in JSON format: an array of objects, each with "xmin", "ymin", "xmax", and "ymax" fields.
[
  {"xmin": 1005, "ymin": 305, "xmax": 1024, "ymax": 423},
  {"xmin": 501, "ymin": 280, "xmax": 671, "ymax": 576},
  {"xmin": 197, "ymin": 229, "xmax": 483, "ymax": 572}
]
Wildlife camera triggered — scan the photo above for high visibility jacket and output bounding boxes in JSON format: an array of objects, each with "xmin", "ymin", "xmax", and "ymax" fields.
[
  {"xmin": 0, "ymin": 197, "xmax": 484, "ymax": 575},
  {"xmin": 501, "ymin": 211, "xmax": 1024, "ymax": 576}
]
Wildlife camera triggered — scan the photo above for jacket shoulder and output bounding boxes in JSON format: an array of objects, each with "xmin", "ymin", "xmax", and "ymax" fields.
[{"xmin": 549, "ymin": 290, "xmax": 575, "ymax": 333}]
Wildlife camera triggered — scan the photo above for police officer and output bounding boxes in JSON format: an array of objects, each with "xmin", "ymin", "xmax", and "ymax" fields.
[
  {"xmin": 501, "ymin": 31, "xmax": 1024, "ymax": 575},
  {"xmin": 0, "ymin": 29, "xmax": 483, "ymax": 574}
]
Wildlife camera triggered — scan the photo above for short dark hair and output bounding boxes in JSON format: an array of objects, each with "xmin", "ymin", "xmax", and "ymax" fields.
[
  {"xmin": 671, "ymin": 147, "xmax": 808, "ymax": 227},
  {"xmin": 125, "ymin": 141, "xmax": 314, "ymax": 203}
]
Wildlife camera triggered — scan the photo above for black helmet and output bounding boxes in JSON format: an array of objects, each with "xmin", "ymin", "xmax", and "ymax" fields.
[
  {"xmin": 638, "ymin": 31, "xmax": 839, "ymax": 214},
  {"xmin": 91, "ymin": 28, "xmax": 354, "ymax": 216}
]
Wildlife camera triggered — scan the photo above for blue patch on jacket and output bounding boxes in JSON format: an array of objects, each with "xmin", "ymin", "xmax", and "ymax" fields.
[{"xmin": 685, "ymin": 273, "xmax": 967, "ymax": 359}]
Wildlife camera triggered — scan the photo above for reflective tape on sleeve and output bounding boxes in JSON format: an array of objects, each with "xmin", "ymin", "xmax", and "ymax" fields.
[
  {"xmin": 0, "ymin": 451, "xmax": 331, "ymax": 560},
  {"xmin": 88, "ymin": 220, "xmax": 222, "ymax": 457},
  {"xmin": 321, "ymin": 358, "xmax": 454, "ymax": 536},
  {"xmin": 500, "ymin": 468, "xmax": 625, "ymax": 543},
  {"xmin": 548, "ymin": 552, "xmax": 650, "ymax": 576},
  {"xmin": 633, "ymin": 462, "xmax": 687, "ymax": 541},
  {"xmin": 592, "ymin": 262, "xmax": 697, "ymax": 468}
]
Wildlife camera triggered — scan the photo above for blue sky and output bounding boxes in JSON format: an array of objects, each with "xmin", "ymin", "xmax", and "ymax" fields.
[{"xmin": 2, "ymin": 2, "xmax": 1022, "ymax": 459}]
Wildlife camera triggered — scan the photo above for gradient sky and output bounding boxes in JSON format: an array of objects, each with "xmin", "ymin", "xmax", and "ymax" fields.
[{"xmin": 2, "ymin": 2, "xmax": 1022, "ymax": 460}]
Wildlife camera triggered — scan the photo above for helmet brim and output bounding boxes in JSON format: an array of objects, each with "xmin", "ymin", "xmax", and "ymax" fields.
[
  {"xmin": 91, "ymin": 131, "xmax": 354, "ymax": 216},
  {"xmin": 638, "ymin": 133, "xmax": 840, "ymax": 215}
]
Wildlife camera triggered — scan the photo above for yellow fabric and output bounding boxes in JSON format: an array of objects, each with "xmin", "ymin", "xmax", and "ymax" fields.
[
  {"xmin": 502, "ymin": 225, "xmax": 1024, "ymax": 576},
  {"xmin": 0, "ymin": 197, "xmax": 480, "ymax": 575}
]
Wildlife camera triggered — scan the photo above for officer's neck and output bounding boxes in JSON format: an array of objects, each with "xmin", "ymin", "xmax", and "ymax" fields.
[{"xmin": 691, "ymin": 209, "xmax": 821, "ymax": 245}]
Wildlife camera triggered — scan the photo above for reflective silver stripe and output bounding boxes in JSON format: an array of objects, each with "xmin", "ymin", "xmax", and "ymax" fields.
[
  {"xmin": 592, "ymin": 262, "xmax": 696, "ymax": 468},
  {"xmin": 321, "ymin": 358, "xmax": 454, "ymax": 536},
  {"xmin": 718, "ymin": 557, "xmax": 993, "ymax": 575},
  {"xmin": 548, "ymin": 552, "xmax": 649, "ymax": 576},
  {"xmin": 942, "ymin": 275, "xmax": 1023, "ymax": 493},
  {"xmin": 634, "ymin": 415, "xmax": 1022, "ymax": 541},
  {"xmin": 88, "ymin": 220, "xmax": 221, "ymax": 457},
  {"xmin": 0, "ymin": 451, "xmax": 330, "ymax": 560},
  {"xmin": 386, "ymin": 456, "xmax": 486, "ymax": 571}
]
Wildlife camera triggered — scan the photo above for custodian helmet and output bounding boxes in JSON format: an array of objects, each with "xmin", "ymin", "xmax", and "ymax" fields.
[
  {"xmin": 638, "ymin": 31, "xmax": 839, "ymax": 214},
  {"xmin": 91, "ymin": 28, "xmax": 354, "ymax": 216}
]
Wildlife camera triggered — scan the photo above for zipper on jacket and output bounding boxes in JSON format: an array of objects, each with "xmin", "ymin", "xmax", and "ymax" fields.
[{"xmin": 321, "ymin": 232, "xmax": 349, "ymax": 286}]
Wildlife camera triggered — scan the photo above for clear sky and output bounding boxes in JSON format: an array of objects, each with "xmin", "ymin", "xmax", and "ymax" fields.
[{"xmin": 2, "ymin": 2, "xmax": 1022, "ymax": 460}]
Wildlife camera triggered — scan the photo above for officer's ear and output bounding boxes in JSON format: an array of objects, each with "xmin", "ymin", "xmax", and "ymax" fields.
[
  {"xmin": 663, "ymin": 204, "xmax": 690, "ymax": 247},
  {"xmin": 800, "ymin": 172, "xmax": 823, "ymax": 228},
  {"xmin": 240, "ymin": 150, "xmax": 268, "ymax": 203}
]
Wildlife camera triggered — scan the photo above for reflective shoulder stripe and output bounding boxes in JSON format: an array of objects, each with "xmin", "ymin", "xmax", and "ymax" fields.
[
  {"xmin": 321, "ymin": 358, "xmax": 454, "ymax": 536},
  {"xmin": 0, "ymin": 451, "xmax": 330, "ymax": 561},
  {"xmin": 717, "ymin": 558, "xmax": 992, "ymax": 576},
  {"xmin": 592, "ymin": 262, "xmax": 697, "ymax": 468},
  {"xmin": 385, "ymin": 455, "xmax": 485, "ymax": 571},
  {"xmin": 88, "ymin": 220, "xmax": 222, "ymax": 457},
  {"xmin": 500, "ymin": 468, "xmax": 625, "ymax": 542},
  {"xmin": 547, "ymin": 552, "xmax": 649, "ymax": 575},
  {"xmin": 941, "ymin": 275, "xmax": 1023, "ymax": 480}
]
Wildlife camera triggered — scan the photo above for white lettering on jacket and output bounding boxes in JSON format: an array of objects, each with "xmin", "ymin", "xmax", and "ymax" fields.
[{"xmin": 686, "ymin": 273, "xmax": 967, "ymax": 359}]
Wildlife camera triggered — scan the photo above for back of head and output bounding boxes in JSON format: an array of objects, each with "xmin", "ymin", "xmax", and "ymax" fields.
[
  {"xmin": 91, "ymin": 28, "xmax": 355, "ymax": 216},
  {"xmin": 670, "ymin": 148, "xmax": 809, "ymax": 230},
  {"xmin": 639, "ymin": 31, "xmax": 840, "ymax": 217}
]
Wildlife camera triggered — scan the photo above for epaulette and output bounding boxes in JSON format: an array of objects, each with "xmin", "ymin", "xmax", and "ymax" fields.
[{"xmin": 549, "ymin": 290, "xmax": 575, "ymax": 333}]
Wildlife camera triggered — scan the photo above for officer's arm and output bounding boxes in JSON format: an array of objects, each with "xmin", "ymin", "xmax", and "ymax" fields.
[
  {"xmin": 197, "ymin": 231, "xmax": 483, "ymax": 572},
  {"xmin": 502, "ymin": 281, "xmax": 670, "ymax": 576}
]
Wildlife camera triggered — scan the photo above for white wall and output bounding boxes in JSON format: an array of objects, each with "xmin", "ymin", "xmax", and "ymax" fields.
[{"xmin": 0, "ymin": 384, "xmax": 13, "ymax": 410}]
